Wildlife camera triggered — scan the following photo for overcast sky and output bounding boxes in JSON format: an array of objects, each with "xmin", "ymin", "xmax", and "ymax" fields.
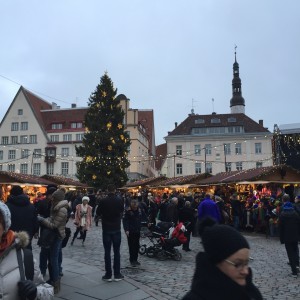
[{"xmin": 1, "ymin": 1, "xmax": 299, "ymax": 145}]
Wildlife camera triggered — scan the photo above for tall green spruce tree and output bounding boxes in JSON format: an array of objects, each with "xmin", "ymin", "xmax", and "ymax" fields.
[{"xmin": 76, "ymin": 73, "xmax": 131, "ymax": 190}]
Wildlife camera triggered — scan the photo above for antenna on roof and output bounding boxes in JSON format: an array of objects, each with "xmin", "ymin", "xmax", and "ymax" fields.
[
  {"xmin": 191, "ymin": 98, "xmax": 198, "ymax": 115},
  {"xmin": 212, "ymin": 98, "xmax": 215, "ymax": 113}
]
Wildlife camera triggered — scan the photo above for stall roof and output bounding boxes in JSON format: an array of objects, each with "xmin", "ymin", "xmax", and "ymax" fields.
[
  {"xmin": 40, "ymin": 175, "xmax": 88, "ymax": 188},
  {"xmin": 149, "ymin": 174, "xmax": 211, "ymax": 187},
  {"xmin": 0, "ymin": 171, "xmax": 54, "ymax": 186},
  {"xmin": 125, "ymin": 176, "xmax": 167, "ymax": 188}
]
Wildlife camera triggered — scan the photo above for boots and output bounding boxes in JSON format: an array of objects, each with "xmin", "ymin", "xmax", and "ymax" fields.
[{"xmin": 53, "ymin": 279, "xmax": 61, "ymax": 294}]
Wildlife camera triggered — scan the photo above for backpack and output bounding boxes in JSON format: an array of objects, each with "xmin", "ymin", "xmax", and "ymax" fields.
[{"xmin": 16, "ymin": 247, "xmax": 34, "ymax": 281}]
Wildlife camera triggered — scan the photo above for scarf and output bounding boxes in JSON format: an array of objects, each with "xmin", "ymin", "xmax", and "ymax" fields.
[{"xmin": 0, "ymin": 230, "xmax": 15, "ymax": 256}]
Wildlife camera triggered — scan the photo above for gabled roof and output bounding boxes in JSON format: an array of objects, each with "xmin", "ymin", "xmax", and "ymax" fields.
[
  {"xmin": 155, "ymin": 143, "xmax": 167, "ymax": 170},
  {"xmin": 41, "ymin": 175, "xmax": 88, "ymax": 187},
  {"xmin": 168, "ymin": 113, "xmax": 270, "ymax": 136},
  {"xmin": 0, "ymin": 171, "xmax": 54, "ymax": 185}
]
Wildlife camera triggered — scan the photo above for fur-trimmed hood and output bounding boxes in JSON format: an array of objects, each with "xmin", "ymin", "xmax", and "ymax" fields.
[{"xmin": 14, "ymin": 231, "xmax": 30, "ymax": 248}]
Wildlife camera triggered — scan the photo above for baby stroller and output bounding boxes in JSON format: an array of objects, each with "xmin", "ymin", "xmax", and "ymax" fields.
[{"xmin": 139, "ymin": 221, "xmax": 173, "ymax": 257}]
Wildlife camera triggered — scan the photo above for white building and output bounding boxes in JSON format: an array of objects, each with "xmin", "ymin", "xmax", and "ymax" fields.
[{"xmin": 163, "ymin": 53, "xmax": 273, "ymax": 177}]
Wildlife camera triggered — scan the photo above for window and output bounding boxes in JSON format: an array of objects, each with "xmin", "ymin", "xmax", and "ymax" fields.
[
  {"xmin": 211, "ymin": 118, "xmax": 220, "ymax": 123},
  {"xmin": 18, "ymin": 109, "xmax": 23, "ymax": 115},
  {"xmin": 75, "ymin": 133, "xmax": 84, "ymax": 141},
  {"xmin": 225, "ymin": 162, "xmax": 232, "ymax": 172},
  {"xmin": 61, "ymin": 148, "xmax": 69, "ymax": 157},
  {"xmin": 21, "ymin": 149, "xmax": 30, "ymax": 158},
  {"xmin": 205, "ymin": 162, "xmax": 212, "ymax": 174},
  {"xmin": 50, "ymin": 135, "xmax": 59, "ymax": 142},
  {"xmin": 0, "ymin": 165, "xmax": 2, "ymax": 171},
  {"xmin": 46, "ymin": 148, "xmax": 56, "ymax": 158},
  {"xmin": 176, "ymin": 163, "xmax": 183, "ymax": 175},
  {"xmin": 2, "ymin": 136, "xmax": 9, "ymax": 145},
  {"xmin": 176, "ymin": 145, "xmax": 182, "ymax": 156},
  {"xmin": 20, "ymin": 122, "xmax": 28, "ymax": 131},
  {"xmin": 195, "ymin": 119, "xmax": 205, "ymax": 124},
  {"xmin": 29, "ymin": 135, "xmax": 37, "ymax": 144},
  {"xmin": 11, "ymin": 136, "xmax": 18, "ymax": 144},
  {"xmin": 51, "ymin": 123, "xmax": 63, "ymax": 130},
  {"xmin": 205, "ymin": 144, "xmax": 212, "ymax": 155},
  {"xmin": 8, "ymin": 150, "xmax": 16, "ymax": 159},
  {"xmin": 228, "ymin": 127, "xmax": 234, "ymax": 133},
  {"xmin": 63, "ymin": 134, "xmax": 72, "ymax": 142},
  {"xmin": 33, "ymin": 163, "xmax": 41, "ymax": 175},
  {"xmin": 8, "ymin": 164, "xmax": 15, "ymax": 172},
  {"xmin": 11, "ymin": 122, "xmax": 19, "ymax": 131},
  {"xmin": 33, "ymin": 149, "xmax": 42, "ymax": 158},
  {"xmin": 236, "ymin": 162, "xmax": 243, "ymax": 171},
  {"xmin": 20, "ymin": 135, "xmax": 28, "ymax": 144},
  {"xmin": 20, "ymin": 163, "xmax": 28, "ymax": 174},
  {"xmin": 71, "ymin": 122, "xmax": 83, "ymax": 128},
  {"xmin": 0, "ymin": 151, "xmax": 3, "ymax": 160},
  {"xmin": 224, "ymin": 143, "xmax": 231, "ymax": 155},
  {"xmin": 256, "ymin": 162, "xmax": 263, "ymax": 168},
  {"xmin": 235, "ymin": 143, "xmax": 242, "ymax": 155},
  {"xmin": 195, "ymin": 145, "xmax": 201, "ymax": 155},
  {"xmin": 47, "ymin": 163, "xmax": 54, "ymax": 175},
  {"xmin": 255, "ymin": 143, "xmax": 262, "ymax": 154},
  {"xmin": 61, "ymin": 162, "xmax": 69, "ymax": 175},
  {"xmin": 228, "ymin": 117, "xmax": 236, "ymax": 123},
  {"xmin": 195, "ymin": 163, "xmax": 201, "ymax": 174},
  {"xmin": 235, "ymin": 126, "xmax": 241, "ymax": 133}
]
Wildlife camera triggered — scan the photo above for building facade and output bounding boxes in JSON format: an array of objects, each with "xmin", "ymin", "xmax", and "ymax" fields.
[
  {"xmin": 0, "ymin": 87, "xmax": 155, "ymax": 180},
  {"xmin": 163, "ymin": 53, "xmax": 273, "ymax": 177}
]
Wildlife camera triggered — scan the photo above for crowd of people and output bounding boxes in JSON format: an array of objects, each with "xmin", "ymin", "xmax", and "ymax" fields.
[{"xmin": 1, "ymin": 183, "xmax": 299, "ymax": 299}]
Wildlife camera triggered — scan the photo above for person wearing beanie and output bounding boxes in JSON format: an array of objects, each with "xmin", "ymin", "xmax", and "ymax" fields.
[
  {"xmin": 71, "ymin": 196, "xmax": 92, "ymax": 246},
  {"xmin": 0, "ymin": 202, "xmax": 54, "ymax": 299},
  {"xmin": 279, "ymin": 198, "xmax": 300, "ymax": 277},
  {"xmin": 6, "ymin": 185, "xmax": 39, "ymax": 250},
  {"xmin": 38, "ymin": 188, "xmax": 68, "ymax": 294},
  {"xmin": 182, "ymin": 218, "xmax": 263, "ymax": 300}
]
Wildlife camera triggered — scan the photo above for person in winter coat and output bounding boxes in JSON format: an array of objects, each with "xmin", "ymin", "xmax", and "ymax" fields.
[
  {"xmin": 279, "ymin": 195, "xmax": 300, "ymax": 277},
  {"xmin": 123, "ymin": 199, "xmax": 142, "ymax": 267},
  {"xmin": 0, "ymin": 202, "xmax": 54, "ymax": 299},
  {"xmin": 38, "ymin": 188, "xmax": 68, "ymax": 294},
  {"xmin": 6, "ymin": 185, "xmax": 39, "ymax": 250},
  {"xmin": 182, "ymin": 218, "xmax": 263, "ymax": 300},
  {"xmin": 71, "ymin": 196, "xmax": 92, "ymax": 246}
]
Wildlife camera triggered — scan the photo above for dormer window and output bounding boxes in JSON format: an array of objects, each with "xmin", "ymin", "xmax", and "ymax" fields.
[
  {"xmin": 195, "ymin": 119, "xmax": 205, "ymax": 124},
  {"xmin": 211, "ymin": 118, "xmax": 220, "ymax": 124},
  {"xmin": 52, "ymin": 123, "xmax": 63, "ymax": 130},
  {"xmin": 228, "ymin": 117, "xmax": 236, "ymax": 123}
]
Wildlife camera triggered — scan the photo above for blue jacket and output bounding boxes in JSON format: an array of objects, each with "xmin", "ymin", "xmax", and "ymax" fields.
[{"xmin": 198, "ymin": 198, "xmax": 221, "ymax": 223}]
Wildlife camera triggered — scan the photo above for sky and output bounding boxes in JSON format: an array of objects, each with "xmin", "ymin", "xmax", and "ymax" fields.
[{"xmin": 1, "ymin": 1, "xmax": 299, "ymax": 145}]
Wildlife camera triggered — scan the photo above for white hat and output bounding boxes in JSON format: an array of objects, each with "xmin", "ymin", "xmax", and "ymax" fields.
[
  {"xmin": 82, "ymin": 196, "xmax": 90, "ymax": 202},
  {"xmin": 0, "ymin": 202, "xmax": 11, "ymax": 233}
]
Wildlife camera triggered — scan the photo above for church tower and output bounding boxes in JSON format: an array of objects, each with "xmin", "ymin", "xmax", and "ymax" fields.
[{"xmin": 230, "ymin": 48, "xmax": 245, "ymax": 114}]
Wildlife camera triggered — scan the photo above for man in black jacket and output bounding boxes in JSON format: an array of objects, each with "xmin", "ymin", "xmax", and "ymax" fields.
[
  {"xmin": 96, "ymin": 184, "xmax": 124, "ymax": 282},
  {"xmin": 279, "ymin": 194, "xmax": 300, "ymax": 277}
]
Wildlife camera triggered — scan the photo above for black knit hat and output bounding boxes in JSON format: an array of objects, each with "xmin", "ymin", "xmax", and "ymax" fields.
[
  {"xmin": 10, "ymin": 185, "xmax": 23, "ymax": 196},
  {"xmin": 46, "ymin": 184, "xmax": 58, "ymax": 195},
  {"xmin": 200, "ymin": 218, "xmax": 250, "ymax": 264}
]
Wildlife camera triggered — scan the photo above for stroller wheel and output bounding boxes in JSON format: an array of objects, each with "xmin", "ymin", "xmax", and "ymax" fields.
[
  {"xmin": 157, "ymin": 250, "xmax": 167, "ymax": 261},
  {"xmin": 173, "ymin": 249, "xmax": 182, "ymax": 261},
  {"xmin": 139, "ymin": 244, "xmax": 147, "ymax": 255},
  {"xmin": 146, "ymin": 246, "xmax": 157, "ymax": 258}
]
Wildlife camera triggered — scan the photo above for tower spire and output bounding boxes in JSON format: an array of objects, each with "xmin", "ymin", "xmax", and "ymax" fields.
[{"xmin": 230, "ymin": 45, "xmax": 245, "ymax": 114}]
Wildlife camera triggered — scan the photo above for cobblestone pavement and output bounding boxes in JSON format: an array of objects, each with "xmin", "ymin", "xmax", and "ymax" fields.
[{"xmin": 33, "ymin": 221, "xmax": 299, "ymax": 300}]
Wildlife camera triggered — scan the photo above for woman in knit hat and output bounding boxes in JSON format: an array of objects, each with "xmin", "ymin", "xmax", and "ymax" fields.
[
  {"xmin": 182, "ymin": 218, "xmax": 263, "ymax": 300},
  {"xmin": 38, "ymin": 188, "xmax": 69, "ymax": 294},
  {"xmin": 0, "ymin": 202, "xmax": 54, "ymax": 299},
  {"xmin": 70, "ymin": 196, "xmax": 92, "ymax": 246}
]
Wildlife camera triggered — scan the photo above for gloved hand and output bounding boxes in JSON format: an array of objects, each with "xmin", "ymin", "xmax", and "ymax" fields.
[
  {"xmin": 37, "ymin": 215, "xmax": 44, "ymax": 222},
  {"xmin": 18, "ymin": 280, "xmax": 37, "ymax": 300}
]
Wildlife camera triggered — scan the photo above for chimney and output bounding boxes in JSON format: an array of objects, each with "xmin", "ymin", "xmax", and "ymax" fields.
[
  {"xmin": 259, "ymin": 119, "xmax": 263, "ymax": 126},
  {"xmin": 52, "ymin": 102, "xmax": 57, "ymax": 109},
  {"xmin": 175, "ymin": 122, "xmax": 178, "ymax": 128},
  {"xmin": 71, "ymin": 103, "xmax": 76, "ymax": 108}
]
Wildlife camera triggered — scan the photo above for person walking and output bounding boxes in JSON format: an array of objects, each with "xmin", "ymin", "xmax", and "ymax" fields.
[
  {"xmin": 279, "ymin": 194, "xmax": 300, "ymax": 277},
  {"xmin": 71, "ymin": 196, "xmax": 92, "ymax": 246},
  {"xmin": 6, "ymin": 185, "xmax": 39, "ymax": 250},
  {"xmin": 123, "ymin": 199, "xmax": 142, "ymax": 267},
  {"xmin": 38, "ymin": 188, "xmax": 68, "ymax": 294},
  {"xmin": 198, "ymin": 194, "xmax": 221, "ymax": 223},
  {"xmin": 96, "ymin": 184, "xmax": 124, "ymax": 282},
  {"xmin": 0, "ymin": 201, "xmax": 54, "ymax": 299},
  {"xmin": 182, "ymin": 218, "xmax": 263, "ymax": 300}
]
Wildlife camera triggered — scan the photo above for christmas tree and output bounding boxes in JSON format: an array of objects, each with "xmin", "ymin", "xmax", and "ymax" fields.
[{"xmin": 76, "ymin": 72, "xmax": 131, "ymax": 189}]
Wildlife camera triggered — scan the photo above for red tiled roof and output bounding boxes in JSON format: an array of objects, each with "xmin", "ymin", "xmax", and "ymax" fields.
[
  {"xmin": 41, "ymin": 175, "xmax": 88, "ymax": 187},
  {"xmin": 168, "ymin": 113, "xmax": 270, "ymax": 136},
  {"xmin": 0, "ymin": 171, "xmax": 54, "ymax": 185}
]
